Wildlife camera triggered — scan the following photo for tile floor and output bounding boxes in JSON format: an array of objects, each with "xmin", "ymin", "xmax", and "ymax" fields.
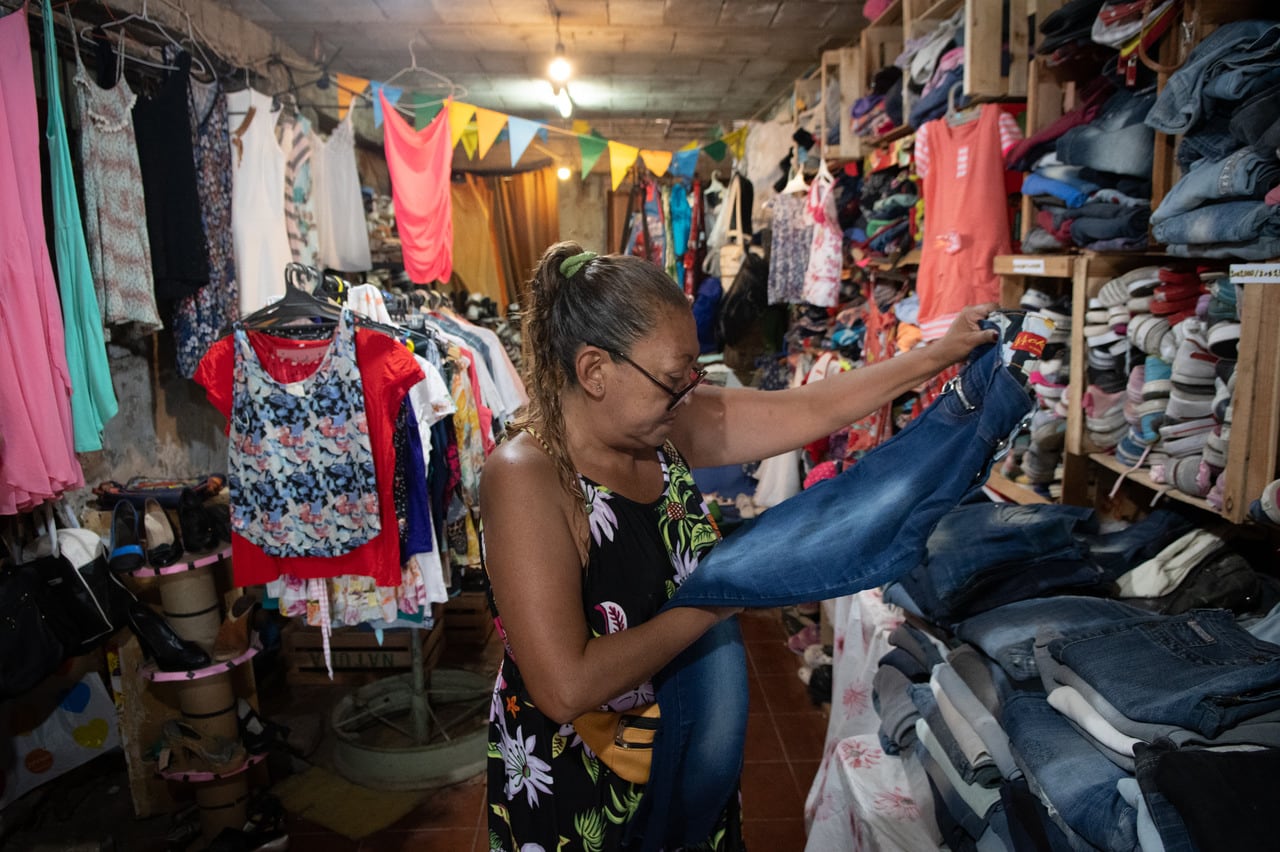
[
  {"xmin": 3, "ymin": 610, "xmax": 825, "ymax": 851},
  {"xmin": 286, "ymin": 608, "xmax": 826, "ymax": 851}
]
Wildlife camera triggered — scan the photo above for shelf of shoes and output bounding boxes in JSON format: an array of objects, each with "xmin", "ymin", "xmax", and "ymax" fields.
[
  {"xmin": 123, "ymin": 543, "xmax": 233, "ymax": 578},
  {"xmin": 156, "ymin": 750, "xmax": 266, "ymax": 784},
  {"xmin": 140, "ymin": 645, "xmax": 259, "ymax": 682}
]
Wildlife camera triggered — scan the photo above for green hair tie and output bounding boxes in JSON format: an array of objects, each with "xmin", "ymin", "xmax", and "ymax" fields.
[{"xmin": 560, "ymin": 251, "xmax": 598, "ymax": 279}]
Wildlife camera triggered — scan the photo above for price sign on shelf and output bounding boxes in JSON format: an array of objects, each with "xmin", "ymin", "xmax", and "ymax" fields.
[
  {"xmin": 1011, "ymin": 258, "xmax": 1046, "ymax": 275},
  {"xmin": 1229, "ymin": 263, "xmax": 1280, "ymax": 284}
]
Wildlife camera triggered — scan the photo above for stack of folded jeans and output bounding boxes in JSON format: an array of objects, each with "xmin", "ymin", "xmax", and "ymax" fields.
[{"xmin": 1146, "ymin": 19, "xmax": 1280, "ymax": 259}]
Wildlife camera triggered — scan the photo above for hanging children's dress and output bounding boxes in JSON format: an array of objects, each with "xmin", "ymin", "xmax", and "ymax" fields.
[
  {"xmin": 0, "ymin": 2, "xmax": 84, "ymax": 513},
  {"xmin": 767, "ymin": 190, "xmax": 813, "ymax": 305},
  {"xmin": 380, "ymin": 92, "xmax": 452, "ymax": 284},
  {"xmin": 172, "ymin": 75, "xmax": 238, "ymax": 378},
  {"xmin": 41, "ymin": 4, "xmax": 117, "ymax": 452},
  {"xmin": 314, "ymin": 111, "xmax": 372, "ymax": 273},
  {"xmin": 802, "ymin": 165, "xmax": 843, "ymax": 308},
  {"xmin": 228, "ymin": 310, "xmax": 381, "ymax": 558},
  {"xmin": 228, "ymin": 88, "xmax": 290, "ymax": 314},
  {"xmin": 132, "ymin": 50, "xmax": 209, "ymax": 301},
  {"xmin": 914, "ymin": 105, "xmax": 1023, "ymax": 340},
  {"xmin": 71, "ymin": 28, "xmax": 163, "ymax": 339}
]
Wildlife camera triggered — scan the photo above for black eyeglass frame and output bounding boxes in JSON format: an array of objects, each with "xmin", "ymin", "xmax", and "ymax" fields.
[{"xmin": 586, "ymin": 343, "xmax": 708, "ymax": 411}]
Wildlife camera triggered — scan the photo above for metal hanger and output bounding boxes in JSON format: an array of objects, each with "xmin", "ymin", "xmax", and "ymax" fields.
[
  {"xmin": 80, "ymin": 0, "xmax": 208, "ymax": 77},
  {"xmin": 380, "ymin": 33, "xmax": 467, "ymax": 99},
  {"xmin": 946, "ymin": 81, "xmax": 981, "ymax": 126},
  {"xmin": 781, "ymin": 148, "xmax": 809, "ymax": 195}
]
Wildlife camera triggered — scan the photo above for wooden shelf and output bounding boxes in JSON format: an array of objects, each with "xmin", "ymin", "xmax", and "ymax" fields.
[
  {"xmin": 868, "ymin": 0, "xmax": 904, "ymax": 27},
  {"xmin": 984, "ymin": 469, "xmax": 1053, "ymax": 505},
  {"xmin": 911, "ymin": 0, "xmax": 963, "ymax": 29},
  {"xmin": 862, "ymin": 124, "xmax": 914, "ymax": 148},
  {"xmin": 1088, "ymin": 453, "xmax": 1215, "ymax": 514}
]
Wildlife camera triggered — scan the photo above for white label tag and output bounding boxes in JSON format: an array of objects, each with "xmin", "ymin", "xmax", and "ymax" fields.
[
  {"xmin": 1012, "ymin": 258, "xmax": 1046, "ymax": 275},
  {"xmin": 284, "ymin": 382, "xmax": 306, "ymax": 397},
  {"xmin": 1228, "ymin": 263, "xmax": 1280, "ymax": 283}
]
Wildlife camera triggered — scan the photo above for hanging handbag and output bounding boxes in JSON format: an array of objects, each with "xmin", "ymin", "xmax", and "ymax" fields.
[
  {"xmin": 571, "ymin": 702, "xmax": 661, "ymax": 784},
  {"xmin": 14, "ymin": 502, "xmax": 122, "ymax": 656},
  {"xmin": 717, "ymin": 247, "xmax": 770, "ymax": 346},
  {"xmin": 0, "ymin": 560, "xmax": 70, "ymax": 700},
  {"xmin": 718, "ymin": 174, "xmax": 748, "ymax": 286}
]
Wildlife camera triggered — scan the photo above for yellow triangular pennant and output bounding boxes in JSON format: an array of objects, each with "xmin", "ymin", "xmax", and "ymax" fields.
[
  {"xmin": 461, "ymin": 125, "xmax": 479, "ymax": 160},
  {"xmin": 335, "ymin": 73, "xmax": 369, "ymax": 119},
  {"xmin": 678, "ymin": 139, "xmax": 700, "ymax": 151},
  {"xmin": 474, "ymin": 107, "xmax": 508, "ymax": 160},
  {"xmin": 722, "ymin": 126, "xmax": 749, "ymax": 160},
  {"xmin": 608, "ymin": 140, "xmax": 640, "ymax": 191},
  {"xmin": 571, "ymin": 119, "xmax": 592, "ymax": 136},
  {"xmin": 639, "ymin": 149, "xmax": 673, "ymax": 177},
  {"xmin": 448, "ymin": 101, "xmax": 477, "ymax": 149}
]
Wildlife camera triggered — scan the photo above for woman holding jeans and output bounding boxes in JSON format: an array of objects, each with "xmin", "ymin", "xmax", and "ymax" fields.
[{"xmin": 481, "ymin": 240, "xmax": 1038, "ymax": 851}]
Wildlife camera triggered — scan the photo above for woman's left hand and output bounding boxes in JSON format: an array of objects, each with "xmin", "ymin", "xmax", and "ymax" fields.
[{"xmin": 931, "ymin": 303, "xmax": 1000, "ymax": 367}]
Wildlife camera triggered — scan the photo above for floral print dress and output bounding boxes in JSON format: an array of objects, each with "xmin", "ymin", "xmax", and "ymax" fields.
[{"xmin": 488, "ymin": 443, "xmax": 733, "ymax": 852}]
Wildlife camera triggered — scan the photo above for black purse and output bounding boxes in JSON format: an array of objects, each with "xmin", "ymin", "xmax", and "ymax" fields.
[{"xmin": 0, "ymin": 560, "xmax": 71, "ymax": 699}]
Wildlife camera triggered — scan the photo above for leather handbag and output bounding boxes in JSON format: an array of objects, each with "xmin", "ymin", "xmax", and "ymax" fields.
[{"xmin": 571, "ymin": 703, "xmax": 661, "ymax": 784}]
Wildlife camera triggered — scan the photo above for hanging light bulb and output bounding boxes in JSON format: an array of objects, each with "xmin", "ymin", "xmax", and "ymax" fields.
[
  {"xmin": 548, "ymin": 12, "xmax": 571, "ymax": 83},
  {"xmin": 548, "ymin": 44, "xmax": 572, "ymax": 84},
  {"xmin": 554, "ymin": 84, "xmax": 573, "ymax": 119},
  {"xmin": 557, "ymin": 165, "xmax": 572, "ymax": 181}
]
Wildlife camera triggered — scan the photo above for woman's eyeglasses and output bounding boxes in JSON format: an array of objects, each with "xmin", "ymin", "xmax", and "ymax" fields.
[{"xmin": 589, "ymin": 345, "xmax": 708, "ymax": 411}]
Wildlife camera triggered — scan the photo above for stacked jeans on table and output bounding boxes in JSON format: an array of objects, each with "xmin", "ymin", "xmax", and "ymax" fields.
[
  {"xmin": 871, "ymin": 500, "xmax": 1280, "ymax": 850},
  {"xmin": 1020, "ymin": 88, "xmax": 1157, "ymax": 253},
  {"xmin": 1146, "ymin": 20, "xmax": 1280, "ymax": 259}
]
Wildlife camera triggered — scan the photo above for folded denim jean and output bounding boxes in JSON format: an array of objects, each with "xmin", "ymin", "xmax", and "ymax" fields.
[
  {"xmin": 933, "ymin": 662, "xmax": 1020, "ymax": 781},
  {"xmin": 1070, "ymin": 206, "xmax": 1150, "ymax": 244},
  {"xmin": 1042, "ymin": 653, "xmax": 1280, "ymax": 750},
  {"xmin": 915, "ymin": 739, "xmax": 989, "ymax": 844},
  {"xmin": 918, "ymin": 718, "xmax": 1002, "ymax": 833},
  {"xmin": 1230, "ymin": 80, "xmax": 1280, "ymax": 147},
  {"xmin": 873, "ymin": 663, "xmax": 921, "ymax": 752},
  {"xmin": 1116, "ymin": 779, "xmax": 1165, "ymax": 852},
  {"xmin": 955, "ymin": 595, "xmax": 1151, "ymax": 683},
  {"xmin": 1165, "ymin": 237, "xmax": 1280, "ymax": 261},
  {"xmin": 912, "ymin": 682, "xmax": 1001, "ymax": 788},
  {"xmin": 909, "ymin": 66, "xmax": 965, "ymax": 128},
  {"xmin": 1153, "ymin": 199, "xmax": 1280, "ymax": 245},
  {"xmin": 1003, "ymin": 691, "xmax": 1138, "ymax": 852},
  {"xmin": 638, "ymin": 340, "xmax": 1034, "ymax": 849},
  {"xmin": 1152, "ymin": 146, "xmax": 1280, "ymax": 225},
  {"xmin": 1057, "ymin": 88, "xmax": 1157, "ymax": 178},
  {"xmin": 1046, "ymin": 608, "xmax": 1280, "ymax": 737},
  {"xmin": 1147, "ymin": 20, "xmax": 1280, "ymax": 135},
  {"xmin": 1176, "ymin": 124, "xmax": 1241, "ymax": 173}
]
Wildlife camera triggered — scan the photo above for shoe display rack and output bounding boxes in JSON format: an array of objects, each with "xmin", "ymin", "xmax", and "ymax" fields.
[
  {"xmin": 113, "ymin": 543, "xmax": 261, "ymax": 846},
  {"xmin": 985, "ymin": 0, "xmax": 1280, "ymax": 524}
]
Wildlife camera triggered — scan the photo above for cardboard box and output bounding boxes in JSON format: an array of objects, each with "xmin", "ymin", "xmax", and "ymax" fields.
[{"xmin": 282, "ymin": 620, "xmax": 444, "ymax": 686}]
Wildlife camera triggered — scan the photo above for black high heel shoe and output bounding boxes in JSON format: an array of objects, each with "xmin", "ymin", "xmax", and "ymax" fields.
[
  {"xmin": 143, "ymin": 499, "xmax": 183, "ymax": 567},
  {"xmin": 127, "ymin": 601, "xmax": 211, "ymax": 671}
]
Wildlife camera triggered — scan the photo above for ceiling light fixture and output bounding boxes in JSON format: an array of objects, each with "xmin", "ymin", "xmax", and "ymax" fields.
[
  {"xmin": 557, "ymin": 165, "xmax": 572, "ymax": 181},
  {"xmin": 548, "ymin": 11, "xmax": 571, "ymax": 83}
]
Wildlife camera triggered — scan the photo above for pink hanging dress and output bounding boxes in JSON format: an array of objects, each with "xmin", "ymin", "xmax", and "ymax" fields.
[{"xmin": 381, "ymin": 92, "xmax": 453, "ymax": 285}]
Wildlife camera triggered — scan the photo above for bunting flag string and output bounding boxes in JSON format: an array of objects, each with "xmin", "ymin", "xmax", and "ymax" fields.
[{"xmin": 326, "ymin": 69, "xmax": 760, "ymax": 183}]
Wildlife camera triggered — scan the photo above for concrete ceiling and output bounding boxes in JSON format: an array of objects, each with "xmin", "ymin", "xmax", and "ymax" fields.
[{"xmin": 225, "ymin": 0, "xmax": 864, "ymax": 145}]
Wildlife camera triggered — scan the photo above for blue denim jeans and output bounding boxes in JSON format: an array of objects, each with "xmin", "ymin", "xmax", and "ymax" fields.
[
  {"xmin": 632, "ymin": 341, "xmax": 1034, "ymax": 849},
  {"xmin": 1057, "ymin": 88, "xmax": 1157, "ymax": 178},
  {"xmin": 1046, "ymin": 608, "xmax": 1280, "ymax": 738},
  {"xmin": 891, "ymin": 503, "xmax": 1099, "ymax": 625},
  {"xmin": 1152, "ymin": 199, "xmax": 1280, "ymax": 246},
  {"xmin": 1003, "ymin": 691, "xmax": 1138, "ymax": 852},
  {"xmin": 1022, "ymin": 173, "xmax": 1095, "ymax": 209},
  {"xmin": 1165, "ymin": 237, "xmax": 1280, "ymax": 261},
  {"xmin": 955, "ymin": 596, "xmax": 1152, "ymax": 683},
  {"xmin": 1152, "ymin": 146, "xmax": 1280, "ymax": 225},
  {"xmin": 912, "ymin": 683, "xmax": 1001, "ymax": 787},
  {"xmin": 1074, "ymin": 508, "xmax": 1194, "ymax": 578},
  {"xmin": 1132, "ymin": 743, "xmax": 1196, "ymax": 852},
  {"xmin": 1146, "ymin": 20, "xmax": 1280, "ymax": 135}
]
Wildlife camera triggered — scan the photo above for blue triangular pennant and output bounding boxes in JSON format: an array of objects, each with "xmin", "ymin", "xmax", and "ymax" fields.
[
  {"xmin": 536, "ymin": 126, "xmax": 549, "ymax": 143},
  {"xmin": 372, "ymin": 83, "xmax": 403, "ymax": 128},
  {"xmin": 507, "ymin": 116, "xmax": 541, "ymax": 168},
  {"xmin": 671, "ymin": 148, "xmax": 699, "ymax": 179}
]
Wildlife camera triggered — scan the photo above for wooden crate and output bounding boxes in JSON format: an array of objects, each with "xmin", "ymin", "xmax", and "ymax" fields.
[
  {"xmin": 444, "ymin": 591, "xmax": 496, "ymax": 647},
  {"xmin": 283, "ymin": 621, "xmax": 444, "ymax": 686}
]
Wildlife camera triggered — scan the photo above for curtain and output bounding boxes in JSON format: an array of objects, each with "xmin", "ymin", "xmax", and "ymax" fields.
[
  {"xmin": 451, "ymin": 174, "xmax": 507, "ymax": 310},
  {"xmin": 487, "ymin": 167, "xmax": 559, "ymax": 309}
]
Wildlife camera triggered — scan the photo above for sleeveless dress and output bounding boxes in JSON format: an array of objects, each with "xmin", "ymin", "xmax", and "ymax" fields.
[
  {"xmin": 71, "ymin": 29, "xmax": 163, "ymax": 339},
  {"xmin": 228, "ymin": 88, "xmax": 290, "ymax": 314},
  {"xmin": 487, "ymin": 442, "xmax": 735, "ymax": 852}
]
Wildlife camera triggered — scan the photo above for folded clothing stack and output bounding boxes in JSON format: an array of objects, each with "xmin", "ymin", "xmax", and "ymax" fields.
[
  {"xmin": 853, "ymin": 167, "xmax": 919, "ymax": 260},
  {"xmin": 1004, "ymin": 290, "xmax": 1072, "ymax": 499},
  {"xmin": 895, "ymin": 9, "xmax": 967, "ymax": 129},
  {"xmin": 1146, "ymin": 20, "xmax": 1280, "ymax": 260}
]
